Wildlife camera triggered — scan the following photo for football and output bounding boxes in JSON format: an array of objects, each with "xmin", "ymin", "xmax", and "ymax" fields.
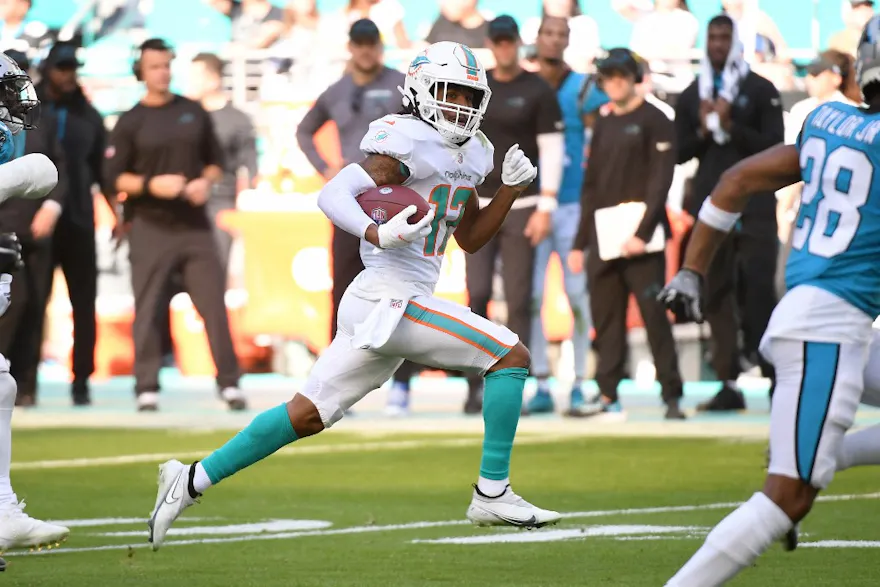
[{"xmin": 358, "ymin": 185, "xmax": 430, "ymax": 226}]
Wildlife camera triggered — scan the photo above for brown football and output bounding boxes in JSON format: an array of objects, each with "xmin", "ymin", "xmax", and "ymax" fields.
[{"xmin": 358, "ymin": 185, "xmax": 430, "ymax": 225}]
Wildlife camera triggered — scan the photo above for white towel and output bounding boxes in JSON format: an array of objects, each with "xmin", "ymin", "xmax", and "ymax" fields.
[
  {"xmin": 698, "ymin": 20, "xmax": 750, "ymax": 145},
  {"xmin": 350, "ymin": 297, "xmax": 408, "ymax": 351},
  {"xmin": 346, "ymin": 268, "xmax": 429, "ymax": 351}
]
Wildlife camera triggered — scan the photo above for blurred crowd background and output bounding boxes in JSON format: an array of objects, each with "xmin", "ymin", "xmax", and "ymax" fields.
[{"xmin": 3, "ymin": 0, "xmax": 876, "ymax": 413}]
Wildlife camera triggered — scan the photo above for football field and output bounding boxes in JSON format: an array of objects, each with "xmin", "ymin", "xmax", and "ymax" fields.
[{"xmin": 5, "ymin": 424, "xmax": 880, "ymax": 586}]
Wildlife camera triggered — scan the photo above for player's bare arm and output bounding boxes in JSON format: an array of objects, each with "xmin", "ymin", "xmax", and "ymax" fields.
[
  {"xmin": 454, "ymin": 184, "xmax": 522, "ymax": 253},
  {"xmin": 682, "ymin": 143, "xmax": 802, "ymax": 276},
  {"xmin": 358, "ymin": 153, "xmax": 412, "ymax": 248}
]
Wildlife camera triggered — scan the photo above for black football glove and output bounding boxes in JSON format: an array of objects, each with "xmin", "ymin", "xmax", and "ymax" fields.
[
  {"xmin": 656, "ymin": 268, "xmax": 704, "ymax": 323},
  {"xmin": 0, "ymin": 233, "xmax": 23, "ymax": 274}
]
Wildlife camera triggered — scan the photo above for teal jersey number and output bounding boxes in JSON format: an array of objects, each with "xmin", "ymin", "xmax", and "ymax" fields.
[{"xmin": 424, "ymin": 184, "xmax": 473, "ymax": 256}]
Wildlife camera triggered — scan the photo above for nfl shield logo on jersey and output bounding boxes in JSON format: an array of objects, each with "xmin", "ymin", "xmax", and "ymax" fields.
[
  {"xmin": 457, "ymin": 152, "xmax": 463, "ymax": 165},
  {"xmin": 371, "ymin": 207, "xmax": 388, "ymax": 225}
]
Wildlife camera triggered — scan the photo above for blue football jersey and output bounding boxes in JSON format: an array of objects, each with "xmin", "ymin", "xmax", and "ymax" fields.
[
  {"xmin": 788, "ymin": 101, "xmax": 880, "ymax": 318},
  {"xmin": 0, "ymin": 121, "xmax": 14, "ymax": 165}
]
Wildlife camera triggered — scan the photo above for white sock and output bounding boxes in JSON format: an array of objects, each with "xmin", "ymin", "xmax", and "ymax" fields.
[
  {"xmin": 193, "ymin": 462, "xmax": 213, "ymax": 494},
  {"xmin": 837, "ymin": 424, "xmax": 880, "ymax": 471},
  {"xmin": 477, "ymin": 476, "xmax": 509, "ymax": 497},
  {"xmin": 0, "ymin": 369, "xmax": 16, "ymax": 505},
  {"xmin": 666, "ymin": 492, "xmax": 792, "ymax": 587},
  {"xmin": 536, "ymin": 378, "xmax": 550, "ymax": 392}
]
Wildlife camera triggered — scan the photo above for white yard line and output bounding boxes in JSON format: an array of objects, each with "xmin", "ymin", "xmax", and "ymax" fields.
[
  {"xmin": 11, "ymin": 491, "xmax": 880, "ymax": 557},
  {"xmin": 10, "ymin": 435, "xmax": 581, "ymax": 471}
]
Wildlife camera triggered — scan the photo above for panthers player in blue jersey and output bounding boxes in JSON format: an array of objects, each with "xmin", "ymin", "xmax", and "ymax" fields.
[
  {"xmin": 657, "ymin": 16, "xmax": 880, "ymax": 586},
  {"xmin": 0, "ymin": 53, "xmax": 69, "ymax": 561}
]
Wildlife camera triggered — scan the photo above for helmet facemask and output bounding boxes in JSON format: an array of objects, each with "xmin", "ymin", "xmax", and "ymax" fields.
[
  {"xmin": 0, "ymin": 73, "xmax": 39, "ymax": 133},
  {"xmin": 417, "ymin": 80, "xmax": 489, "ymax": 144}
]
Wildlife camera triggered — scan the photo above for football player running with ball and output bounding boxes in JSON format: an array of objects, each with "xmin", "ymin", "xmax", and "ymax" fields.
[
  {"xmin": 0, "ymin": 53, "xmax": 70, "ymax": 562},
  {"xmin": 147, "ymin": 41, "xmax": 561, "ymax": 550},
  {"xmin": 658, "ymin": 16, "xmax": 880, "ymax": 586}
]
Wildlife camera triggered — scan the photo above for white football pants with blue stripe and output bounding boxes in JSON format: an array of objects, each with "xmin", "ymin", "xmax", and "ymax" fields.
[{"xmin": 765, "ymin": 338, "xmax": 865, "ymax": 489}]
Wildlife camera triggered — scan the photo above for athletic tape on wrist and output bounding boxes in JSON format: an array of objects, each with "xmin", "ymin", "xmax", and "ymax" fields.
[{"xmin": 697, "ymin": 198, "xmax": 741, "ymax": 232}]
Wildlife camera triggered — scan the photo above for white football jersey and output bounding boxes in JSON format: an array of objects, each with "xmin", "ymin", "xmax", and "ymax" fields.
[{"xmin": 358, "ymin": 114, "xmax": 494, "ymax": 290}]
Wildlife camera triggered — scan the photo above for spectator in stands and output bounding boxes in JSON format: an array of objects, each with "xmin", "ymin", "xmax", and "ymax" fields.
[
  {"xmin": 721, "ymin": 0, "xmax": 788, "ymax": 62},
  {"xmin": 614, "ymin": 0, "xmax": 698, "ymax": 80},
  {"xmin": 426, "ymin": 0, "xmax": 488, "ymax": 49},
  {"xmin": 0, "ymin": 0, "xmax": 47, "ymax": 57},
  {"xmin": 277, "ymin": 0, "xmax": 331, "ymax": 61},
  {"xmin": 829, "ymin": 0, "xmax": 876, "ymax": 57},
  {"xmin": 294, "ymin": 19, "xmax": 421, "ymax": 416},
  {"xmin": 0, "ymin": 49, "xmax": 67, "ymax": 407},
  {"xmin": 523, "ymin": 15, "xmax": 607, "ymax": 416},
  {"xmin": 522, "ymin": 0, "xmax": 600, "ymax": 73},
  {"xmin": 674, "ymin": 14, "xmax": 784, "ymax": 412},
  {"xmin": 104, "ymin": 39, "xmax": 244, "ymax": 412},
  {"xmin": 341, "ymin": 0, "xmax": 410, "ymax": 49},
  {"xmin": 187, "ymin": 52, "xmax": 257, "ymax": 275},
  {"xmin": 464, "ymin": 15, "xmax": 563, "ymax": 414},
  {"xmin": 568, "ymin": 48, "xmax": 685, "ymax": 420},
  {"xmin": 35, "ymin": 42, "xmax": 107, "ymax": 407},
  {"xmin": 205, "ymin": 0, "xmax": 284, "ymax": 49}
]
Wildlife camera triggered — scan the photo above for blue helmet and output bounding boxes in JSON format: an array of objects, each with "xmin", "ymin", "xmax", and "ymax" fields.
[{"xmin": 856, "ymin": 14, "xmax": 880, "ymax": 99}]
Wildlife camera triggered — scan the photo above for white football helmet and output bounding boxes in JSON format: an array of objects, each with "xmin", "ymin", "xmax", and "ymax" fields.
[{"xmin": 400, "ymin": 41, "xmax": 491, "ymax": 144}]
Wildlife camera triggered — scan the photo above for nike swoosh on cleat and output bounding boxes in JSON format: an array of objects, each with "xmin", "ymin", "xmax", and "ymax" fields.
[{"xmin": 164, "ymin": 471, "xmax": 185, "ymax": 505}]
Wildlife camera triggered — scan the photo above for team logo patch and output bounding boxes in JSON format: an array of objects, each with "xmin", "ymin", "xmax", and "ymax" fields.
[
  {"xmin": 409, "ymin": 54, "xmax": 431, "ymax": 75},
  {"xmin": 371, "ymin": 207, "xmax": 388, "ymax": 225},
  {"xmin": 379, "ymin": 187, "xmax": 393, "ymax": 195},
  {"xmin": 105, "ymin": 145, "xmax": 116, "ymax": 159},
  {"xmin": 374, "ymin": 130, "xmax": 389, "ymax": 143}
]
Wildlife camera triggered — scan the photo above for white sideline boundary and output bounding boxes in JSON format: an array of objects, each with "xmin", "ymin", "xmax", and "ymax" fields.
[
  {"xmin": 10, "ymin": 491, "xmax": 880, "ymax": 557},
  {"xmin": 11, "ymin": 428, "xmax": 772, "ymax": 471}
]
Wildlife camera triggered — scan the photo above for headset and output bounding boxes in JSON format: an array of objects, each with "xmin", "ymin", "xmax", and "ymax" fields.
[
  {"xmin": 132, "ymin": 38, "xmax": 175, "ymax": 82},
  {"xmin": 595, "ymin": 48, "xmax": 645, "ymax": 84}
]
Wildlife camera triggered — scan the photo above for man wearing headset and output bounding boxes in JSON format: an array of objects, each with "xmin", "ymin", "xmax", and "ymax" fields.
[
  {"xmin": 568, "ymin": 48, "xmax": 685, "ymax": 420},
  {"xmin": 104, "ymin": 39, "xmax": 244, "ymax": 412}
]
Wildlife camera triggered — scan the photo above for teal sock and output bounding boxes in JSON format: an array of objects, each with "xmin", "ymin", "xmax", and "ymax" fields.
[
  {"xmin": 480, "ymin": 367, "xmax": 528, "ymax": 480},
  {"xmin": 201, "ymin": 403, "xmax": 298, "ymax": 484}
]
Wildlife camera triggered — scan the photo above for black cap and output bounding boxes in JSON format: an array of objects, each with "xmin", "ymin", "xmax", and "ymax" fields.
[
  {"xmin": 349, "ymin": 18, "xmax": 381, "ymax": 44},
  {"xmin": 597, "ymin": 47, "xmax": 641, "ymax": 79},
  {"xmin": 488, "ymin": 15, "xmax": 519, "ymax": 41},
  {"xmin": 43, "ymin": 42, "xmax": 82, "ymax": 69},
  {"xmin": 807, "ymin": 56, "xmax": 841, "ymax": 77}
]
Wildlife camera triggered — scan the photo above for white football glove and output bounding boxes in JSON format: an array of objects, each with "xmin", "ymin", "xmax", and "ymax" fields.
[
  {"xmin": 377, "ymin": 205, "xmax": 435, "ymax": 249},
  {"xmin": 0, "ymin": 274, "xmax": 12, "ymax": 319},
  {"xmin": 501, "ymin": 143, "xmax": 538, "ymax": 189}
]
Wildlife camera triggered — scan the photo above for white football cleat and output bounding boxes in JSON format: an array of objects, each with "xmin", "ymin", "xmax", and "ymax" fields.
[
  {"xmin": 466, "ymin": 485, "xmax": 561, "ymax": 529},
  {"xmin": 0, "ymin": 501, "xmax": 69, "ymax": 552},
  {"xmin": 148, "ymin": 459, "xmax": 199, "ymax": 551}
]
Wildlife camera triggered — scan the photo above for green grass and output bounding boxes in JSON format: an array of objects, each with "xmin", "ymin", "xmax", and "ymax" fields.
[{"xmin": 3, "ymin": 429, "xmax": 880, "ymax": 586}]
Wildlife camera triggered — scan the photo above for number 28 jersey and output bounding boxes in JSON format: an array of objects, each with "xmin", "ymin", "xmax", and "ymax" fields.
[
  {"xmin": 358, "ymin": 114, "xmax": 494, "ymax": 292},
  {"xmin": 788, "ymin": 102, "xmax": 880, "ymax": 320}
]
